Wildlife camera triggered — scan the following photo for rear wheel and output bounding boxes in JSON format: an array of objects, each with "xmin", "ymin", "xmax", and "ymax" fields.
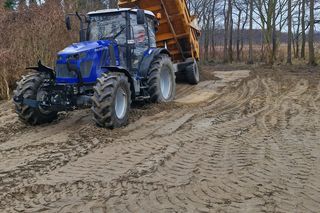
[
  {"xmin": 13, "ymin": 73, "xmax": 58, "ymax": 125},
  {"xmin": 186, "ymin": 59, "xmax": 200, "ymax": 85},
  {"xmin": 147, "ymin": 54, "xmax": 176, "ymax": 103},
  {"xmin": 91, "ymin": 72, "xmax": 131, "ymax": 128}
]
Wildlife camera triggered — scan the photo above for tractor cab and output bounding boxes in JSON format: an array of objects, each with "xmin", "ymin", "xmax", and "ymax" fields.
[{"xmin": 87, "ymin": 9, "xmax": 157, "ymax": 72}]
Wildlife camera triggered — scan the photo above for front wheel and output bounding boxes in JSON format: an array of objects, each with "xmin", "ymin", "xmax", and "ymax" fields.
[
  {"xmin": 147, "ymin": 54, "xmax": 176, "ymax": 103},
  {"xmin": 13, "ymin": 73, "xmax": 58, "ymax": 125},
  {"xmin": 91, "ymin": 72, "xmax": 131, "ymax": 128}
]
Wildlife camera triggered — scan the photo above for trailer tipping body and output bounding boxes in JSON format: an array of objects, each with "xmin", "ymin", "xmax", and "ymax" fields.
[{"xmin": 118, "ymin": 0, "xmax": 200, "ymax": 63}]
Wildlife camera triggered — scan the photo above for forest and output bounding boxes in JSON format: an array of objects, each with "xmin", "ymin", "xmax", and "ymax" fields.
[{"xmin": 0, "ymin": 0, "xmax": 319, "ymax": 99}]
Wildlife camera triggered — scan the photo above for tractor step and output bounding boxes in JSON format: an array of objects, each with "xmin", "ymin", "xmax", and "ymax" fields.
[{"xmin": 135, "ymin": 96, "xmax": 150, "ymax": 101}]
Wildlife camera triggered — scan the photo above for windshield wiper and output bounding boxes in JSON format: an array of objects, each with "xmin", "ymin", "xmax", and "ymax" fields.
[
  {"xmin": 113, "ymin": 26, "xmax": 126, "ymax": 40},
  {"xmin": 101, "ymin": 26, "xmax": 126, "ymax": 41}
]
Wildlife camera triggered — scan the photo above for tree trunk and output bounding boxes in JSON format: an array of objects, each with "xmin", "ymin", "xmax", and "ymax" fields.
[
  {"xmin": 240, "ymin": 3, "xmax": 249, "ymax": 61},
  {"xmin": 248, "ymin": 0, "xmax": 253, "ymax": 64},
  {"xmin": 308, "ymin": 0, "xmax": 316, "ymax": 65},
  {"xmin": 292, "ymin": 34, "xmax": 296, "ymax": 58},
  {"xmin": 294, "ymin": 1, "xmax": 301, "ymax": 59},
  {"xmin": 301, "ymin": 0, "xmax": 306, "ymax": 59},
  {"xmin": 223, "ymin": 0, "xmax": 228, "ymax": 63},
  {"xmin": 227, "ymin": 0, "xmax": 233, "ymax": 63},
  {"xmin": 258, "ymin": 0, "xmax": 276, "ymax": 64},
  {"xmin": 204, "ymin": 16, "xmax": 210, "ymax": 61},
  {"xmin": 287, "ymin": 0, "xmax": 292, "ymax": 64},
  {"xmin": 266, "ymin": 0, "xmax": 276, "ymax": 65},
  {"xmin": 211, "ymin": 0, "xmax": 217, "ymax": 59},
  {"xmin": 272, "ymin": 4, "xmax": 277, "ymax": 62},
  {"xmin": 236, "ymin": 9, "xmax": 242, "ymax": 61}
]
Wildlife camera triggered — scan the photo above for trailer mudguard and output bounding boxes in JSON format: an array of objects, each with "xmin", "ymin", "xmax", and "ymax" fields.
[{"xmin": 139, "ymin": 48, "xmax": 171, "ymax": 78}]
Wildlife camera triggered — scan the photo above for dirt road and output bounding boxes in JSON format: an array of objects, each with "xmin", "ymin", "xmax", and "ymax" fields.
[{"xmin": 0, "ymin": 66, "xmax": 320, "ymax": 212}]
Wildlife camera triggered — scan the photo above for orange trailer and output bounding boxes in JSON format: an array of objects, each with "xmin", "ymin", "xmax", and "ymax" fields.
[{"xmin": 118, "ymin": 0, "xmax": 200, "ymax": 63}]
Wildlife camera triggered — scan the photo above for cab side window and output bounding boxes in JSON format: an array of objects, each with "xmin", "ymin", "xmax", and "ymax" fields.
[
  {"xmin": 147, "ymin": 18, "xmax": 157, "ymax": 48},
  {"xmin": 130, "ymin": 14, "xmax": 149, "ymax": 69}
]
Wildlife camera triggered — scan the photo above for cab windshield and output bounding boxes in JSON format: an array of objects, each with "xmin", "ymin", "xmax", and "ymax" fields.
[{"xmin": 89, "ymin": 12, "xmax": 126, "ymax": 44}]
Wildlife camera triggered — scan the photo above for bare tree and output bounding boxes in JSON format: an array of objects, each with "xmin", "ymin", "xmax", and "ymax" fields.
[
  {"xmin": 309, "ymin": 0, "xmax": 316, "ymax": 65},
  {"xmin": 202, "ymin": 0, "xmax": 213, "ymax": 61},
  {"xmin": 227, "ymin": 0, "xmax": 233, "ymax": 62},
  {"xmin": 272, "ymin": 0, "xmax": 277, "ymax": 62},
  {"xmin": 287, "ymin": 0, "xmax": 292, "ymax": 64},
  {"xmin": 186, "ymin": 0, "xmax": 317, "ymax": 64},
  {"xmin": 234, "ymin": 0, "xmax": 248, "ymax": 61},
  {"xmin": 254, "ymin": 0, "xmax": 277, "ymax": 64},
  {"xmin": 211, "ymin": 0, "xmax": 217, "ymax": 59},
  {"xmin": 248, "ymin": 0, "xmax": 254, "ymax": 64},
  {"xmin": 223, "ymin": 0, "xmax": 228, "ymax": 62},
  {"xmin": 293, "ymin": 0, "xmax": 301, "ymax": 59},
  {"xmin": 301, "ymin": 0, "xmax": 306, "ymax": 59}
]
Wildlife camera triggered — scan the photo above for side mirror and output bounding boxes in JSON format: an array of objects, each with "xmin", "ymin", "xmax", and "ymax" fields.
[
  {"xmin": 137, "ymin": 9, "xmax": 145, "ymax": 25},
  {"xmin": 65, "ymin": 16, "xmax": 71, "ymax": 31}
]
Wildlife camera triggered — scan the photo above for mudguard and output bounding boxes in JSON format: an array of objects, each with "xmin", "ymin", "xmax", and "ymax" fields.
[
  {"xmin": 26, "ymin": 60, "xmax": 55, "ymax": 80},
  {"xmin": 103, "ymin": 66, "xmax": 136, "ymax": 98},
  {"xmin": 139, "ymin": 48, "xmax": 171, "ymax": 78}
]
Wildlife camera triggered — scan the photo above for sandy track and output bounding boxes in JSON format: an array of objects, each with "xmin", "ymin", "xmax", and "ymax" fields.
[{"xmin": 0, "ymin": 67, "xmax": 320, "ymax": 212}]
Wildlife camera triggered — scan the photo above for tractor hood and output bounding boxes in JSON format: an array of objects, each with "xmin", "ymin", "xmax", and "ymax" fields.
[
  {"xmin": 55, "ymin": 39, "xmax": 120, "ymax": 84},
  {"xmin": 58, "ymin": 40, "xmax": 113, "ymax": 55}
]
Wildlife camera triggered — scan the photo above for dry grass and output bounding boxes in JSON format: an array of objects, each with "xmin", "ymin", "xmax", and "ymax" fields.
[
  {"xmin": 201, "ymin": 43, "xmax": 320, "ymax": 65},
  {"xmin": 0, "ymin": 1, "xmax": 79, "ymax": 100},
  {"xmin": 0, "ymin": 0, "xmax": 110, "ymax": 100}
]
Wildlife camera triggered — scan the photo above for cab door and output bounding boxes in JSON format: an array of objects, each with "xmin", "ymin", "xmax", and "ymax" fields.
[{"xmin": 130, "ymin": 13, "xmax": 150, "ymax": 71}]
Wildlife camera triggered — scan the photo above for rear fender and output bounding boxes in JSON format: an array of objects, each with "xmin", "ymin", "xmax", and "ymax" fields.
[{"xmin": 139, "ymin": 48, "xmax": 171, "ymax": 78}]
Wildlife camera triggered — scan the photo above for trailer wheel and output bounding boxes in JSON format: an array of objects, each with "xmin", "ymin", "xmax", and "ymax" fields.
[
  {"xmin": 13, "ymin": 73, "xmax": 58, "ymax": 125},
  {"xmin": 148, "ymin": 54, "xmax": 176, "ymax": 103},
  {"xmin": 186, "ymin": 60, "xmax": 200, "ymax": 85},
  {"xmin": 92, "ymin": 72, "xmax": 131, "ymax": 128}
]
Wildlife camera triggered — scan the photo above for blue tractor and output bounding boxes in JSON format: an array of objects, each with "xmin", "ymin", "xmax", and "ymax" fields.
[{"xmin": 13, "ymin": 8, "xmax": 199, "ymax": 128}]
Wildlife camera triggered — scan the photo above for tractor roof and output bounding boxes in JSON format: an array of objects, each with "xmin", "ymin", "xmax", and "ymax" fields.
[{"xmin": 87, "ymin": 8, "xmax": 155, "ymax": 17}]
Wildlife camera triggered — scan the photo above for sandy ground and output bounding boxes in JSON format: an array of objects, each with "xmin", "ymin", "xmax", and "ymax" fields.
[{"xmin": 0, "ymin": 65, "xmax": 320, "ymax": 212}]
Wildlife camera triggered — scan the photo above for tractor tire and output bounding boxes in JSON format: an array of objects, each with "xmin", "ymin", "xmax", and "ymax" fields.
[
  {"xmin": 13, "ymin": 73, "xmax": 58, "ymax": 125},
  {"xmin": 185, "ymin": 60, "xmax": 200, "ymax": 85},
  {"xmin": 147, "ymin": 54, "xmax": 176, "ymax": 103},
  {"xmin": 91, "ymin": 72, "xmax": 131, "ymax": 128}
]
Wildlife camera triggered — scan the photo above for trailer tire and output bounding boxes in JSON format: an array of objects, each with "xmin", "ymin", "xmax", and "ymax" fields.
[
  {"xmin": 186, "ymin": 60, "xmax": 200, "ymax": 85},
  {"xmin": 147, "ymin": 54, "xmax": 176, "ymax": 103},
  {"xmin": 13, "ymin": 73, "xmax": 58, "ymax": 125},
  {"xmin": 92, "ymin": 72, "xmax": 131, "ymax": 128}
]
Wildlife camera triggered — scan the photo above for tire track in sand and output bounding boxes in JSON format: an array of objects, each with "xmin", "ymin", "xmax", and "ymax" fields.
[{"xmin": 1, "ymin": 69, "xmax": 320, "ymax": 213}]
